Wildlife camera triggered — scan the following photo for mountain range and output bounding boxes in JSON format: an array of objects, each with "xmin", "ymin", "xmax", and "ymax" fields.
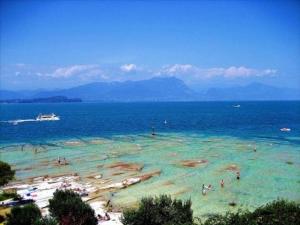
[{"xmin": 0, "ymin": 77, "xmax": 299, "ymax": 101}]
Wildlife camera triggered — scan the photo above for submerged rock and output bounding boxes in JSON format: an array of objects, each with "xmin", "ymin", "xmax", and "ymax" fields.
[
  {"xmin": 224, "ymin": 164, "xmax": 239, "ymax": 171},
  {"xmin": 89, "ymin": 139, "xmax": 107, "ymax": 144},
  {"xmin": 100, "ymin": 177, "xmax": 141, "ymax": 190},
  {"xmin": 163, "ymin": 180, "xmax": 174, "ymax": 186},
  {"xmin": 138, "ymin": 170, "xmax": 161, "ymax": 181},
  {"xmin": 107, "ymin": 162, "xmax": 144, "ymax": 171},
  {"xmin": 173, "ymin": 187, "xmax": 192, "ymax": 196},
  {"xmin": 180, "ymin": 159, "xmax": 208, "ymax": 167},
  {"xmin": 100, "ymin": 170, "xmax": 161, "ymax": 190},
  {"xmin": 64, "ymin": 141, "xmax": 83, "ymax": 146}
]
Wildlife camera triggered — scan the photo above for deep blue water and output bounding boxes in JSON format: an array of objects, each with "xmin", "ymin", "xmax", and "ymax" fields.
[{"xmin": 1, "ymin": 101, "xmax": 300, "ymax": 144}]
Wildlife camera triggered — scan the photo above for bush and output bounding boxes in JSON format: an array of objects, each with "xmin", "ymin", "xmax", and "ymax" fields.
[
  {"xmin": 250, "ymin": 199, "xmax": 300, "ymax": 225},
  {"xmin": 203, "ymin": 199, "xmax": 300, "ymax": 225},
  {"xmin": 0, "ymin": 192, "xmax": 20, "ymax": 201},
  {"xmin": 203, "ymin": 210, "xmax": 252, "ymax": 225},
  {"xmin": 49, "ymin": 189, "xmax": 97, "ymax": 225},
  {"xmin": 0, "ymin": 161, "xmax": 15, "ymax": 186},
  {"xmin": 5, "ymin": 204, "xmax": 42, "ymax": 225},
  {"xmin": 122, "ymin": 195, "xmax": 194, "ymax": 225},
  {"xmin": 34, "ymin": 217, "xmax": 58, "ymax": 225}
]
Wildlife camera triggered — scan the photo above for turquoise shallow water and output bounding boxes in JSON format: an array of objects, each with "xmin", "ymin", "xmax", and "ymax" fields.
[
  {"xmin": 0, "ymin": 133, "xmax": 299, "ymax": 217},
  {"xmin": 0, "ymin": 102, "xmax": 300, "ymax": 217}
]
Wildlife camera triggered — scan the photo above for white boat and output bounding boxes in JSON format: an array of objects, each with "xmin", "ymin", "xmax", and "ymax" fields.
[
  {"xmin": 36, "ymin": 113, "xmax": 60, "ymax": 121},
  {"xmin": 280, "ymin": 128, "xmax": 291, "ymax": 132},
  {"xmin": 233, "ymin": 104, "xmax": 240, "ymax": 108}
]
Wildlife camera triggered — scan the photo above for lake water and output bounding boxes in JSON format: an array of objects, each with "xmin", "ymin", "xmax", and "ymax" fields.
[{"xmin": 1, "ymin": 102, "xmax": 300, "ymax": 217}]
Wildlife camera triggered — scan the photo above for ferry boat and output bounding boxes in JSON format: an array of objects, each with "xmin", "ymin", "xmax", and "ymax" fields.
[{"xmin": 36, "ymin": 113, "xmax": 60, "ymax": 121}]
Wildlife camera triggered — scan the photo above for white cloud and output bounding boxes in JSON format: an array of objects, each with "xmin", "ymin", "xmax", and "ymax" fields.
[
  {"xmin": 157, "ymin": 64, "xmax": 196, "ymax": 75},
  {"xmin": 50, "ymin": 64, "xmax": 103, "ymax": 78},
  {"xmin": 206, "ymin": 66, "xmax": 277, "ymax": 78},
  {"xmin": 157, "ymin": 64, "xmax": 277, "ymax": 79},
  {"xmin": 120, "ymin": 64, "xmax": 137, "ymax": 72}
]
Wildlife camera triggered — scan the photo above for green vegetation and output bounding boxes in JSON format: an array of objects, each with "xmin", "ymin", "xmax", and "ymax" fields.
[
  {"xmin": 49, "ymin": 189, "xmax": 97, "ymax": 225},
  {"xmin": 122, "ymin": 196, "xmax": 300, "ymax": 225},
  {"xmin": 0, "ymin": 161, "xmax": 15, "ymax": 186},
  {"xmin": 122, "ymin": 195, "xmax": 194, "ymax": 225},
  {"xmin": 202, "ymin": 199, "xmax": 300, "ymax": 225},
  {"xmin": 33, "ymin": 217, "xmax": 57, "ymax": 225},
  {"xmin": 2, "ymin": 189, "xmax": 299, "ymax": 225},
  {"xmin": 5, "ymin": 204, "xmax": 41, "ymax": 225},
  {"xmin": 0, "ymin": 193, "xmax": 20, "ymax": 202}
]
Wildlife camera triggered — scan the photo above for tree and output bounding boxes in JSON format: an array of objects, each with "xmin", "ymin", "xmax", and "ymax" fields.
[
  {"xmin": 122, "ymin": 195, "xmax": 194, "ymax": 225},
  {"xmin": 0, "ymin": 160, "xmax": 15, "ymax": 186},
  {"xmin": 6, "ymin": 204, "xmax": 42, "ymax": 225},
  {"xmin": 49, "ymin": 190, "xmax": 97, "ymax": 225}
]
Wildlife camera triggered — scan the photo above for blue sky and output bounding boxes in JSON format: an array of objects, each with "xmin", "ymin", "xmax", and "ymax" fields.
[{"xmin": 1, "ymin": 0, "xmax": 299, "ymax": 90}]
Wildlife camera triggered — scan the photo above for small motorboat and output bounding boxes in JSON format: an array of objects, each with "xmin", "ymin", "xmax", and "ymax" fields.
[
  {"xmin": 280, "ymin": 128, "xmax": 291, "ymax": 132},
  {"xmin": 233, "ymin": 104, "xmax": 240, "ymax": 108},
  {"xmin": 36, "ymin": 113, "xmax": 60, "ymax": 121}
]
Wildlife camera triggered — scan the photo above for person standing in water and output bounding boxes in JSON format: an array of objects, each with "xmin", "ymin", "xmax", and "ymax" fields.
[
  {"xmin": 202, "ymin": 184, "xmax": 206, "ymax": 195},
  {"xmin": 236, "ymin": 171, "xmax": 240, "ymax": 180},
  {"xmin": 220, "ymin": 179, "xmax": 224, "ymax": 187},
  {"xmin": 151, "ymin": 126, "xmax": 156, "ymax": 136}
]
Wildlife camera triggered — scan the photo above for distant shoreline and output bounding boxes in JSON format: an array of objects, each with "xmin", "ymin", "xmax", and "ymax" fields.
[
  {"xmin": 0, "ymin": 96, "xmax": 82, "ymax": 103},
  {"xmin": 1, "ymin": 99, "xmax": 300, "ymax": 104}
]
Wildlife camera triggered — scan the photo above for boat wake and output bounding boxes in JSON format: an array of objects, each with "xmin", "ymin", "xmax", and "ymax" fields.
[
  {"xmin": 0, "ymin": 119, "xmax": 38, "ymax": 125},
  {"xmin": 1, "ymin": 113, "xmax": 60, "ymax": 125}
]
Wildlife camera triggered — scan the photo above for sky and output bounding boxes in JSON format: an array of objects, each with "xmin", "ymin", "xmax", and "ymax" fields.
[{"xmin": 0, "ymin": 0, "xmax": 299, "ymax": 91}]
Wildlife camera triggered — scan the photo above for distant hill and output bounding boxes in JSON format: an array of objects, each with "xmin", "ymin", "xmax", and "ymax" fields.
[
  {"xmin": 33, "ymin": 77, "xmax": 196, "ymax": 101},
  {"xmin": 1, "ymin": 78, "xmax": 299, "ymax": 101},
  {"xmin": 0, "ymin": 89, "xmax": 45, "ymax": 100},
  {"xmin": 0, "ymin": 96, "xmax": 82, "ymax": 103}
]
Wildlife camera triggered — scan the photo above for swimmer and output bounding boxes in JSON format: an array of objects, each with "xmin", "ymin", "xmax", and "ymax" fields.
[
  {"xmin": 236, "ymin": 171, "xmax": 240, "ymax": 180},
  {"xmin": 220, "ymin": 179, "xmax": 224, "ymax": 188},
  {"xmin": 57, "ymin": 157, "xmax": 61, "ymax": 165}
]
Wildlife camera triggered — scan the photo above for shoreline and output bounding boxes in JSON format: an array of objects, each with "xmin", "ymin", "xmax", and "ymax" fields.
[{"xmin": 1, "ymin": 174, "xmax": 124, "ymax": 225}]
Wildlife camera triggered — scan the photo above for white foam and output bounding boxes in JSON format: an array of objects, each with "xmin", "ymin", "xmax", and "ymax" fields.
[{"xmin": 0, "ymin": 119, "xmax": 37, "ymax": 125}]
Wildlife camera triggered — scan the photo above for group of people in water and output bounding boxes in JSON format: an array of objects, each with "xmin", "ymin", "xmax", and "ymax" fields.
[
  {"xmin": 202, "ymin": 171, "xmax": 240, "ymax": 195},
  {"xmin": 200, "ymin": 144, "xmax": 256, "ymax": 196},
  {"xmin": 57, "ymin": 156, "xmax": 68, "ymax": 165},
  {"xmin": 97, "ymin": 212, "xmax": 111, "ymax": 221}
]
